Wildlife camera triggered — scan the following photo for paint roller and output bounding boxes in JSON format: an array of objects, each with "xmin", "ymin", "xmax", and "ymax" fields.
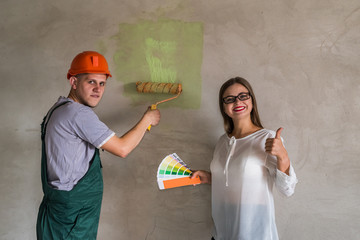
[{"xmin": 136, "ymin": 81, "xmax": 182, "ymax": 131}]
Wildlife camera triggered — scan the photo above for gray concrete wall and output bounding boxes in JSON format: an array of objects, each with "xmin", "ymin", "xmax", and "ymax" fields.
[{"xmin": 1, "ymin": 0, "xmax": 359, "ymax": 239}]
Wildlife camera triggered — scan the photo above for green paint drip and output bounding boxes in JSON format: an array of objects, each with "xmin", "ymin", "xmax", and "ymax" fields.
[
  {"xmin": 111, "ymin": 19, "xmax": 203, "ymax": 109},
  {"xmin": 145, "ymin": 38, "xmax": 177, "ymax": 83}
]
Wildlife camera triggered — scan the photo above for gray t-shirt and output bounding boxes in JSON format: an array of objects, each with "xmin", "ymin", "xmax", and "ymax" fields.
[{"xmin": 44, "ymin": 96, "xmax": 115, "ymax": 191}]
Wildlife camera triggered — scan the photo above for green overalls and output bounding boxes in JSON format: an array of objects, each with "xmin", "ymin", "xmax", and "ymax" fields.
[{"xmin": 36, "ymin": 102, "xmax": 104, "ymax": 239}]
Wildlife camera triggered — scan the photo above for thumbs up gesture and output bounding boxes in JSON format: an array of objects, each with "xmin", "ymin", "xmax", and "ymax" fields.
[{"xmin": 265, "ymin": 127, "xmax": 290, "ymax": 174}]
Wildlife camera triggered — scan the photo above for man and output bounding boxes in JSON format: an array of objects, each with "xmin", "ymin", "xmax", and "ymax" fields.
[{"xmin": 36, "ymin": 51, "xmax": 160, "ymax": 239}]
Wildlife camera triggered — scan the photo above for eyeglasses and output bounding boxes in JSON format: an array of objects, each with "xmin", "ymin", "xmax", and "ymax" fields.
[{"xmin": 222, "ymin": 92, "xmax": 251, "ymax": 104}]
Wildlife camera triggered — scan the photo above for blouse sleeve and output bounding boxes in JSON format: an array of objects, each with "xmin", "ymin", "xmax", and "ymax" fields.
[{"xmin": 275, "ymin": 164, "xmax": 298, "ymax": 197}]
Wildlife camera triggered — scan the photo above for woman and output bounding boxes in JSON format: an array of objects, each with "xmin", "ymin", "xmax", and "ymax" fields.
[{"xmin": 192, "ymin": 77, "xmax": 298, "ymax": 240}]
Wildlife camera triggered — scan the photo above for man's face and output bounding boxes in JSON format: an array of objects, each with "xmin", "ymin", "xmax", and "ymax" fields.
[{"xmin": 70, "ymin": 73, "xmax": 107, "ymax": 108}]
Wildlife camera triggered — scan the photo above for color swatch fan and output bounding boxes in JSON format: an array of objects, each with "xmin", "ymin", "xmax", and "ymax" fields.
[{"xmin": 157, "ymin": 153, "xmax": 201, "ymax": 190}]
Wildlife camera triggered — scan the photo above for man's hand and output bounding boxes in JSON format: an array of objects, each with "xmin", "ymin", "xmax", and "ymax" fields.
[{"xmin": 144, "ymin": 107, "xmax": 160, "ymax": 127}]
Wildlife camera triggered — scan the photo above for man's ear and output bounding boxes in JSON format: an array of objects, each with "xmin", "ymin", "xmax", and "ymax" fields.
[{"xmin": 69, "ymin": 76, "xmax": 77, "ymax": 90}]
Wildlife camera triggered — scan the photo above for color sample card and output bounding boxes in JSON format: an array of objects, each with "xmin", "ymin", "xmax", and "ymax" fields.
[{"xmin": 157, "ymin": 153, "xmax": 201, "ymax": 190}]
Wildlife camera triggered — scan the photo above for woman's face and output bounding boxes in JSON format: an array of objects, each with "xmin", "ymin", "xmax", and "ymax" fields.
[{"xmin": 222, "ymin": 83, "xmax": 253, "ymax": 121}]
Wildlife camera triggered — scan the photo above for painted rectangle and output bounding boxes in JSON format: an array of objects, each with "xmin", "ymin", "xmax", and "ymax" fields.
[{"xmin": 112, "ymin": 19, "xmax": 203, "ymax": 109}]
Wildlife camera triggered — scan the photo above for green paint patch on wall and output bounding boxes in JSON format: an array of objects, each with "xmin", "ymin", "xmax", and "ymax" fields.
[{"xmin": 112, "ymin": 19, "xmax": 203, "ymax": 109}]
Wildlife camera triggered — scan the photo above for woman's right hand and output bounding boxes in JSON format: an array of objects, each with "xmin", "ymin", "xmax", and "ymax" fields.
[{"xmin": 191, "ymin": 170, "xmax": 211, "ymax": 184}]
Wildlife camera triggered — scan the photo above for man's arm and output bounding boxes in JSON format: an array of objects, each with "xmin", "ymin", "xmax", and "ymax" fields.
[{"xmin": 101, "ymin": 108, "xmax": 160, "ymax": 158}]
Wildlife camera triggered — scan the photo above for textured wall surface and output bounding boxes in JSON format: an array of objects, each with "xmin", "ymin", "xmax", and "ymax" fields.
[{"xmin": 1, "ymin": 0, "xmax": 359, "ymax": 239}]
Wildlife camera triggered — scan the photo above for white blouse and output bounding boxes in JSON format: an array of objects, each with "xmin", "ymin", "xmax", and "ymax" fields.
[{"xmin": 210, "ymin": 129, "xmax": 298, "ymax": 240}]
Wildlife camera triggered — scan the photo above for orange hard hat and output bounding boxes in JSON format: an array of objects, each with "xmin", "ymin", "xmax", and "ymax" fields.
[{"xmin": 67, "ymin": 51, "xmax": 112, "ymax": 79}]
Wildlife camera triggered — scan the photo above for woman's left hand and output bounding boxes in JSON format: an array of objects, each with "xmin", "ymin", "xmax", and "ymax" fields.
[{"xmin": 265, "ymin": 127, "xmax": 290, "ymax": 175}]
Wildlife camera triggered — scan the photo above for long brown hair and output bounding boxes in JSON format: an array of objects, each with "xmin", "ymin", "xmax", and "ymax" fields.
[{"xmin": 219, "ymin": 77, "xmax": 263, "ymax": 134}]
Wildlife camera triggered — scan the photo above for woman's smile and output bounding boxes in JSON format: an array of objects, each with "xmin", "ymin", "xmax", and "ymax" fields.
[{"xmin": 233, "ymin": 106, "xmax": 246, "ymax": 112}]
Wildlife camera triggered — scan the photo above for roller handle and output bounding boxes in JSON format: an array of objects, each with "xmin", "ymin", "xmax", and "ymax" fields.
[{"xmin": 147, "ymin": 104, "xmax": 157, "ymax": 131}]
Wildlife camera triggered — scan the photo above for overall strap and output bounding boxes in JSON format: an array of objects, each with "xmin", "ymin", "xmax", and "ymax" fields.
[{"xmin": 40, "ymin": 100, "xmax": 70, "ymax": 194}]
